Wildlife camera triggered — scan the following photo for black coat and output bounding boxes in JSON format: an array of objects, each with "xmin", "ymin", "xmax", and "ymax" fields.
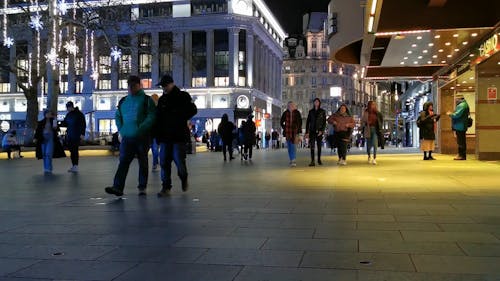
[
  {"xmin": 62, "ymin": 108, "xmax": 86, "ymax": 142},
  {"xmin": 243, "ymin": 121, "xmax": 256, "ymax": 144},
  {"xmin": 417, "ymin": 111, "xmax": 440, "ymax": 140},
  {"xmin": 305, "ymin": 108, "xmax": 326, "ymax": 135},
  {"xmin": 155, "ymin": 86, "xmax": 197, "ymax": 143},
  {"xmin": 34, "ymin": 118, "xmax": 66, "ymax": 160},
  {"xmin": 218, "ymin": 121, "xmax": 234, "ymax": 143}
]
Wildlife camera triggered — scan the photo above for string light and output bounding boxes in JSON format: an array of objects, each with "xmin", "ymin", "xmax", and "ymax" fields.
[
  {"xmin": 29, "ymin": 14, "xmax": 44, "ymax": 31},
  {"xmin": 3, "ymin": 37, "xmax": 14, "ymax": 48},
  {"xmin": 110, "ymin": 46, "xmax": 122, "ymax": 62}
]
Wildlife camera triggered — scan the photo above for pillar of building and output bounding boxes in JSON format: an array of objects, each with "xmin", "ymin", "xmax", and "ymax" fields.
[
  {"xmin": 206, "ymin": 29, "xmax": 215, "ymax": 87},
  {"xmin": 183, "ymin": 31, "xmax": 192, "ymax": 88},
  {"xmin": 228, "ymin": 27, "xmax": 240, "ymax": 87},
  {"xmin": 246, "ymin": 30, "xmax": 254, "ymax": 88},
  {"xmin": 151, "ymin": 31, "xmax": 160, "ymax": 87},
  {"xmin": 172, "ymin": 31, "xmax": 184, "ymax": 86}
]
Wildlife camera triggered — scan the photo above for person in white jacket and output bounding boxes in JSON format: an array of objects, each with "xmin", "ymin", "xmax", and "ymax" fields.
[{"xmin": 2, "ymin": 130, "xmax": 23, "ymax": 159}]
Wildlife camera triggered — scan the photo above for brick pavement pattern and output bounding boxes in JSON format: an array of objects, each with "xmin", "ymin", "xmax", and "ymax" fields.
[{"xmin": 0, "ymin": 149, "xmax": 499, "ymax": 280}]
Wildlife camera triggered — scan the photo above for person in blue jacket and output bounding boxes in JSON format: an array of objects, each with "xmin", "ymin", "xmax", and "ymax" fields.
[{"xmin": 447, "ymin": 95, "xmax": 469, "ymax": 160}]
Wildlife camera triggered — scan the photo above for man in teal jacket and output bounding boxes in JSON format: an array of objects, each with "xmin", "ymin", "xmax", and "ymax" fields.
[
  {"xmin": 105, "ymin": 76, "xmax": 156, "ymax": 196},
  {"xmin": 447, "ymin": 95, "xmax": 469, "ymax": 160}
]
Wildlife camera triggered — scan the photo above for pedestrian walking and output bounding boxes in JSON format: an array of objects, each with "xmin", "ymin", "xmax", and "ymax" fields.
[
  {"xmin": 271, "ymin": 130, "xmax": 279, "ymax": 149},
  {"xmin": 150, "ymin": 94, "xmax": 160, "ymax": 171},
  {"xmin": 217, "ymin": 113, "xmax": 235, "ymax": 161},
  {"xmin": 265, "ymin": 131, "xmax": 271, "ymax": 149},
  {"xmin": 242, "ymin": 115, "xmax": 256, "ymax": 160},
  {"xmin": 280, "ymin": 101, "xmax": 302, "ymax": 167},
  {"xmin": 34, "ymin": 109, "xmax": 66, "ymax": 174},
  {"xmin": 62, "ymin": 101, "xmax": 86, "ymax": 173},
  {"xmin": 105, "ymin": 76, "xmax": 156, "ymax": 197},
  {"xmin": 2, "ymin": 130, "xmax": 23, "ymax": 159},
  {"xmin": 155, "ymin": 75, "xmax": 197, "ymax": 197},
  {"xmin": 446, "ymin": 95, "xmax": 470, "ymax": 160},
  {"xmin": 417, "ymin": 102, "xmax": 440, "ymax": 160},
  {"xmin": 328, "ymin": 104, "xmax": 355, "ymax": 165},
  {"xmin": 305, "ymin": 98, "xmax": 326, "ymax": 166},
  {"xmin": 361, "ymin": 101, "xmax": 384, "ymax": 165}
]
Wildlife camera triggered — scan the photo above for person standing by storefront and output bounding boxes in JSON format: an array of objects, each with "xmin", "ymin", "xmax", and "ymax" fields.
[
  {"xmin": 34, "ymin": 109, "xmax": 66, "ymax": 174},
  {"xmin": 155, "ymin": 75, "xmax": 197, "ymax": 197},
  {"xmin": 280, "ymin": 101, "xmax": 302, "ymax": 167},
  {"xmin": 62, "ymin": 101, "xmax": 86, "ymax": 173},
  {"xmin": 361, "ymin": 101, "xmax": 383, "ymax": 165},
  {"xmin": 417, "ymin": 102, "xmax": 440, "ymax": 160},
  {"xmin": 105, "ymin": 76, "xmax": 156, "ymax": 196},
  {"xmin": 328, "ymin": 104, "xmax": 355, "ymax": 165},
  {"xmin": 447, "ymin": 95, "xmax": 469, "ymax": 160},
  {"xmin": 305, "ymin": 98, "xmax": 326, "ymax": 166},
  {"xmin": 217, "ymin": 113, "xmax": 235, "ymax": 161}
]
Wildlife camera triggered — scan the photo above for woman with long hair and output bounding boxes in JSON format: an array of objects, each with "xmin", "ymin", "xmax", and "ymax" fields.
[
  {"xmin": 328, "ymin": 104, "xmax": 355, "ymax": 165},
  {"xmin": 361, "ymin": 101, "xmax": 383, "ymax": 165}
]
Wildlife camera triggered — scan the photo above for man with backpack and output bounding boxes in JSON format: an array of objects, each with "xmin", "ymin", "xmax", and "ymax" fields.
[
  {"xmin": 105, "ymin": 75, "xmax": 156, "ymax": 196},
  {"xmin": 447, "ymin": 95, "xmax": 470, "ymax": 160}
]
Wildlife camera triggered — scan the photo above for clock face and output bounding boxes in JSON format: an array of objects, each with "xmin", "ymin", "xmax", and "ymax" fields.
[{"xmin": 237, "ymin": 95, "xmax": 249, "ymax": 109}]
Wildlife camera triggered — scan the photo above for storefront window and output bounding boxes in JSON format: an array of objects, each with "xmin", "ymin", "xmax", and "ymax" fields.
[
  {"xmin": 0, "ymin": 100, "xmax": 9, "ymax": 112},
  {"xmin": 14, "ymin": 99, "xmax": 27, "ymax": 112},
  {"xmin": 212, "ymin": 94, "xmax": 229, "ymax": 108},
  {"xmin": 0, "ymin": 83, "xmax": 9, "ymax": 93},
  {"xmin": 96, "ymin": 98, "xmax": 111, "ymax": 111},
  {"xmin": 193, "ymin": 95, "xmax": 206, "ymax": 109},
  {"xmin": 99, "ymin": 119, "xmax": 117, "ymax": 134}
]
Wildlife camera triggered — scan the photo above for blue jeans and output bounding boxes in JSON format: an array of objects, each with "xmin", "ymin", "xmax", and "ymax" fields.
[
  {"xmin": 160, "ymin": 142, "xmax": 187, "ymax": 189},
  {"xmin": 42, "ymin": 138, "xmax": 54, "ymax": 172},
  {"xmin": 113, "ymin": 137, "xmax": 150, "ymax": 191},
  {"xmin": 151, "ymin": 138, "xmax": 159, "ymax": 166},
  {"xmin": 366, "ymin": 127, "xmax": 378, "ymax": 158},
  {"xmin": 287, "ymin": 140, "xmax": 296, "ymax": 162}
]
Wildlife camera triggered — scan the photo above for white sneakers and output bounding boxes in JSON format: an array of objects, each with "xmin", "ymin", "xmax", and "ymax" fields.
[
  {"xmin": 68, "ymin": 165, "xmax": 78, "ymax": 173},
  {"xmin": 289, "ymin": 160, "xmax": 297, "ymax": 167},
  {"xmin": 368, "ymin": 157, "xmax": 377, "ymax": 165},
  {"xmin": 337, "ymin": 159, "xmax": 347, "ymax": 166}
]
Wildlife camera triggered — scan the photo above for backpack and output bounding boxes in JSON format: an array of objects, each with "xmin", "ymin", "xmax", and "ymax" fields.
[{"xmin": 466, "ymin": 106, "xmax": 473, "ymax": 128}]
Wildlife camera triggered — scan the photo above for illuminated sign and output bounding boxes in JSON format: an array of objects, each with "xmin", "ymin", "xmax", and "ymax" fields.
[{"xmin": 479, "ymin": 34, "xmax": 498, "ymax": 57}]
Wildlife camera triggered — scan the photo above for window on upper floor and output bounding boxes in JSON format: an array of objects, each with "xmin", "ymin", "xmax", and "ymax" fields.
[{"xmin": 191, "ymin": 0, "xmax": 228, "ymax": 15}]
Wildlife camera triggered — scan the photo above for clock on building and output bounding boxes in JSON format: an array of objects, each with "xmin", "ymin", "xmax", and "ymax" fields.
[{"xmin": 237, "ymin": 95, "xmax": 250, "ymax": 109}]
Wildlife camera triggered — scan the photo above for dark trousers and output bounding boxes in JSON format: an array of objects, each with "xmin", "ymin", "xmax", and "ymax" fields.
[
  {"xmin": 160, "ymin": 142, "xmax": 187, "ymax": 189},
  {"xmin": 456, "ymin": 130, "xmax": 467, "ymax": 158},
  {"xmin": 222, "ymin": 140, "xmax": 233, "ymax": 159},
  {"xmin": 336, "ymin": 132, "xmax": 349, "ymax": 160},
  {"xmin": 309, "ymin": 134, "xmax": 322, "ymax": 162},
  {"xmin": 67, "ymin": 140, "xmax": 80, "ymax": 166},
  {"xmin": 113, "ymin": 137, "xmax": 150, "ymax": 191},
  {"xmin": 4, "ymin": 145, "xmax": 21, "ymax": 159},
  {"xmin": 243, "ymin": 143, "xmax": 253, "ymax": 159}
]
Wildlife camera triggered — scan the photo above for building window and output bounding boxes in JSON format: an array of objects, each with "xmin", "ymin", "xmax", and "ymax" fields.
[
  {"xmin": 192, "ymin": 77, "xmax": 207, "ymax": 88},
  {"xmin": 75, "ymin": 81, "xmax": 83, "ymax": 94},
  {"xmin": 192, "ymin": 95, "xmax": 206, "ymax": 109},
  {"xmin": 0, "ymin": 100, "xmax": 9, "ymax": 112},
  {"xmin": 311, "ymin": 41, "xmax": 317, "ymax": 49},
  {"xmin": 323, "ymin": 64, "xmax": 328, "ymax": 73},
  {"xmin": 76, "ymin": 57, "xmax": 84, "ymax": 75},
  {"xmin": 312, "ymin": 51, "xmax": 317, "ymax": 57},
  {"xmin": 0, "ymin": 83, "xmax": 9, "ymax": 93},
  {"xmin": 60, "ymin": 81, "xmax": 68, "ymax": 94},
  {"xmin": 322, "ymin": 42, "xmax": 328, "ymax": 49},
  {"xmin": 238, "ymin": 77, "xmax": 246, "ymax": 87},
  {"xmin": 191, "ymin": 0, "xmax": 228, "ymax": 15},
  {"xmin": 311, "ymin": 77, "xmax": 317, "ymax": 87},
  {"xmin": 139, "ymin": 3, "xmax": 172, "ymax": 18},
  {"xmin": 120, "ymin": 55, "xmax": 131, "ymax": 74},
  {"xmin": 96, "ymin": 98, "xmax": 111, "ymax": 111},
  {"xmin": 214, "ymin": 77, "xmax": 229, "ymax": 87},
  {"xmin": 98, "ymin": 80, "xmax": 111, "ymax": 90},
  {"xmin": 139, "ymin": 54, "xmax": 152, "ymax": 73},
  {"xmin": 160, "ymin": 53, "xmax": 173, "ymax": 73},
  {"xmin": 141, "ymin": 79, "xmax": 152, "ymax": 89},
  {"xmin": 60, "ymin": 58, "xmax": 69, "ymax": 75},
  {"xmin": 139, "ymin": 33, "xmax": 151, "ymax": 48},
  {"xmin": 311, "ymin": 65, "xmax": 317, "ymax": 73},
  {"xmin": 119, "ymin": 79, "xmax": 128, "ymax": 89},
  {"xmin": 212, "ymin": 94, "xmax": 229, "ymax": 108},
  {"xmin": 14, "ymin": 99, "xmax": 27, "ymax": 112},
  {"xmin": 99, "ymin": 56, "xmax": 111, "ymax": 74},
  {"xmin": 16, "ymin": 59, "xmax": 28, "ymax": 77},
  {"xmin": 322, "ymin": 77, "xmax": 327, "ymax": 86},
  {"xmin": 215, "ymin": 51, "xmax": 229, "ymax": 71},
  {"xmin": 98, "ymin": 119, "xmax": 117, "ymax": 134}
]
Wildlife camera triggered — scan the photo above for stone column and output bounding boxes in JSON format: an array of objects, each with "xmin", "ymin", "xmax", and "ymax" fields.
[
  {"xmin": 9, "ymin": 44, "xmax": 16, "ymax": 93},
  {"xmin": 206, "ymin": 29, "xmax": 215, "ymax": 87},
  {"xmin": 130, "ymin": 34, "xmax": 139, "ymax": 75},
  {"xmin": 228, "ymin": 27, "xmax": 239, "ymax": 87},
  {"xmin": 183, "ymin": 31, "xmax": 192, "ymax": 88},
  {"xmin": 246, "ymin": 30, "xmax": 254, "ymax": 88},
  {"xmin": 151, "ymin": 31, "xmax": 160, "ymax": 87},
  {"xmin": 172, "ymin": 31, "xmax": 184, "ymax": 86}
]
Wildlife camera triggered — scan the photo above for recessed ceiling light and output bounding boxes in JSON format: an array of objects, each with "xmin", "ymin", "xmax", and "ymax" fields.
[
  {"xmin": 438, "ymin": 49, "xmax": 444, "ymax": 52},
  {"xmin": 404, "ymin": 56, "xmax": 408, "ymax": 60},
  {"xmin": 427, "ymin": 61, "xmax": 432, "ymax": 64},
  {"xmin": 435, "ymin": 35, "xmax": 441, "ymax": 39},
  {"xmin": 408, "ymin": 51, "xmax": 413, "ymax": 54},
  {"xmin": 462, "ymin": 41, "xmax": 468, "ymax": 45},
  {"xmin": 418, "ymin": 56, "xmax": 423, "ymax": 59},
  {"xmin": 445, "ymin": 42, "xmax": 451, "ymax": 46},
  {"xmin": 498, "ymin": 62, "xmax": 500, "ymax": 65},
  {"xmin": 432, "ymin": 55, "xmax": 438, "ymax": 58},
  {"xmin": 441, "ymin": 60, "xmax": 446, "ymax": 63},
  {"xmin": 413, "ymin": 61, "xmax": 418, "ymax": 64},
  {"xmin": 454, "ymin": 48, "xmax": 459, "ymax": 52},
  {"xmin": 417, "ymin": 36, "xmax": 422, "ymax": 40},
  {"xmin": 400, "ymin": 62, "xmax": 405, "ymax": 65},
  {"xmin": 423, "ymin": 50, "xmax": 428, "ymax": 53},
  {"xmin": 447, "ymin": 54, "xmax": 452, "ymax": 58},
  {"xmin": 453, "ymin": 34, "xmax": 459, "ymax": 37},
  {"xmin": 412, "ymin": 44, "xmax": 417, "ymax": 47},
  {"xmin": 471, "ymin": 33, "xmax": 478, "ymax": 37},
  {"xmin": 469, "ymin": 54, "xmax": 475, "ymax": 57},
  {"xmin": 451, "ymin": 87, "xmax": 455, "ymax": 89},
  {"xmin": 469, "ymin": 86, "xmax": 473, "ymax": 89},
  {"xmin": 469, "ymin": 77, "xmax": 474, "ymax": 80},
  {"xmin": 457, "ymin": 84, "xmax": 461, "ymax": 87},
  {"xmin": 463, "ymin": 81, "xmax": 467, "ymax": 84},
  {"xmin": 428, "ymin": 43, "xmax": 434, "ymax": 47}
]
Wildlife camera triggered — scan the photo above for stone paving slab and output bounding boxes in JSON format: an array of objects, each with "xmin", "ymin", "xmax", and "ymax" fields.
[{"xmin": 0, "ymin": 151, "xmax": 499, "ymax": 280}]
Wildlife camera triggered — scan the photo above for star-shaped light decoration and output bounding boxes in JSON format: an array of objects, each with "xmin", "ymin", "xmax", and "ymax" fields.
[
  {"xmin": 29, "ymin": 14, "xmax": 44, "ymax": 31},
  {"xmin": 3, "ymin": 37, "xmax": 14, "ymax": 48},
  {"xmin": 57, "ymin": 0, "xmax": 68, "ymax": 16},
  {"xmin": 45, "ymin": 48, "xmax": 60, "ymax": 67},
  {"xmin": 90, "ymin": 71, "xmax": 99, "ymax": 81},
  {"xmin": 110, "ymin": 46, "xmax": 122, "ymax": 62},
  {"xmin": 64, "ymin": 40, "xmax": 78, "ymax": 56}
]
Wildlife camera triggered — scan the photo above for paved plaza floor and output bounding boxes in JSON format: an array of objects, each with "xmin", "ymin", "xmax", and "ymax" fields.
[{"xmin": 0, "ymin": 148, "xmax": 499, "ymax": 281}]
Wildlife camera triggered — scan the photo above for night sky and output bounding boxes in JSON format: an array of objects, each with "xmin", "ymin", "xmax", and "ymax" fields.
[{"xmin": 264, "ymin": 0, "xmax": 330, "ymax": 35}]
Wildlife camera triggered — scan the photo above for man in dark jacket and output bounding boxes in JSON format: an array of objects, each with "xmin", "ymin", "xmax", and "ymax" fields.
[
  {"xmin": 217, "ymin": 113, "xmax": 235, "ymax": 161},
  {"xmin": 155, "ymin": 75, "xmax": 197, "ymax": 197},
  {"xmin": 62, "ymin": 101, "xmax": 86, "ymax": 173},
  {"xmin": 242, "ymin": 115, "xmax": 256, "ymax": 160},
  {"xmin": 305, "ymin": 98, "xmax": 326, "ymax": 166}
]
